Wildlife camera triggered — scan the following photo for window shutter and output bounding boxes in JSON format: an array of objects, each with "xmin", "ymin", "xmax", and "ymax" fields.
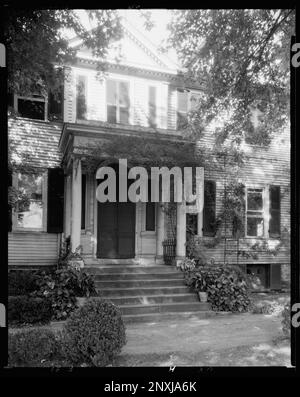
[
  {"xmin": 8, "ymin": 170, "xmax": 12, "ymax": 232},
  {"xmin": 47, "ymin": 168, "xmax": 64, "ymax": 233},
  {"xmin": 269, "ymin": 185, "xmax": 280, "ymax": 237},
  {"xmin": 203, "ymin": 180, "xmax": 216, "ymax": 236}
]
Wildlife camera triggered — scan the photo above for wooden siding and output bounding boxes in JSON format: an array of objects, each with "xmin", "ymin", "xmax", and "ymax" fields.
[
  {"xmin": 8, "ymin": 232, "xmax": 60, "ymax": 266},
  {"xmin": 8, "ymin": 118, "xmax": 62, "ymax": 169}
]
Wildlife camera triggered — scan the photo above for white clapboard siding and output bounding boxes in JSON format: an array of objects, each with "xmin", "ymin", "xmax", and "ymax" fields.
[{"xmin": 8, "ymin": 233, "xmax": 60, "ymax": 266}]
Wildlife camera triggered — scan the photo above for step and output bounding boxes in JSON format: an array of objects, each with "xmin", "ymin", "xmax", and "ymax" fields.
[
  {"xmin": 103, "ymin": 293, "xmax": 199, "ymax": 306},
  {"xmin": 97, "ymin": 286, "xmax": 191, "ymax": 297},
  {"xmin": 95, "ymin": 279, "xmax": 184, "ymax": 289},
  {"xmin": 85, "ymin": 265, "xmax": 179, "ymax": 275},
  {"xmin": 118, "ymin": 301, "xmax": 211, "ymax": 316},
  {"xmin": 123, "ymin": 311, "xmax": 216, "ymax": 324},
  {"xmin": 93, "ymin": 272, "xmax": 184, "ymax": 281}
]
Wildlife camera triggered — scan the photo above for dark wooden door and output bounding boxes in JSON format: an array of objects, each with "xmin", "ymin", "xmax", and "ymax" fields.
[{"xmin": 97, "ymin": 201, "xmax": 135, "ymax": 259}]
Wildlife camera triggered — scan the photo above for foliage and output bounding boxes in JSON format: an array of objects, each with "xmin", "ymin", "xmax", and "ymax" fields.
[
  {"xmin": 167, "ymin": 10, "xmax": 294, "ymax": 149},
  {"xmin": 176, "ymin": 258, "xmax": 196, "ymax": 272},
  {"xmin": 8, "ymin": 270, "xmax": 43, "ymax": 296},
  {"xmin": 8, "ymin": 329, "xmax": 61, "ymax": 366},
  {"xmin": 184, "ymin": 265, "xmax": 251, "ymax": 312},
  {"xmin": 4, "ymin": 9, "xmax": 122, "ymax": 97},
  {"xmin": 31, "ymin": 268, "xmax": 97, "ymax": 320},
  {"xmin": 8, "ymin": 296, "xmax": 53, "ymax": 325},
  {"xmin": 281, "ymin": 303, "xmax": 290, "ymax": 338},
  {"xmin": 61, "ymin": 298, "xmax": 126, "ymax": 366}
]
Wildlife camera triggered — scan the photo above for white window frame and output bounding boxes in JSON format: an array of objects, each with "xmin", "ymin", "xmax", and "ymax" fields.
[
  {"xmin": 14, "ymin": 94, "xmax": 48, "ymax": 121},
  {"xmin": 245, "ymin": 185, "xmax": 269, "ymax": 238},
  {"xmin": 12, "ymin": 171, "xmax": 48, "ymax": 232},
  {"xmin": 105, "ymin": 76, "xmax": 132, "ymax": 125},
  {"xmin": 175, "ymin": 89, "xmax": 202, "ymax": 130}
]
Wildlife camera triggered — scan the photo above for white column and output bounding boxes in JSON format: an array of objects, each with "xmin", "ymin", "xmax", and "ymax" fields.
[
  {"xmin": 71, "ymin": 158, "xmax": 82, "ymax": 251},
  {"xmin": 176, "ymin": 201, "xmax": 186, "ymax": 263},
  {"xmin": 197, "ymin": 167, "xmax": 204, "ymax": 237},
  {"xmin": 64, "ymin": 175, "xmax": 72, "ymax": 237},
  {"xmin": 156, "ymin": 203, "xmax": 165, "ymax": 261}
]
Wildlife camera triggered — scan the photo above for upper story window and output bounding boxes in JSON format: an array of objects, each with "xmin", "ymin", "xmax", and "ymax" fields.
[
  {"xmin": 14, "ymin": 94, "xmax": 47, "ymax": 121},
  {"xmin": 76, "ymin": 75, "xmax": 87, "ymax": 120},
  {"xmin": 106, "ymin": 79, "xmax": 130, "ymax": 125},
  {"xmin": 246, "ymin": 188, "xmax": 264, "ymax": 237},
  {"xmin": 176, "ymin": 89, "xmax": 201, "ymax": 130},
  {"xmin": 148, "ymin": 86, "xmax": 157, "ymax": 127}
]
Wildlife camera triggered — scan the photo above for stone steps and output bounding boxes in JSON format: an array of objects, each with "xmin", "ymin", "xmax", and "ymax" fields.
[{"xmin": 85, "ymin": 264, "xmax": 213, "ymax": 323}]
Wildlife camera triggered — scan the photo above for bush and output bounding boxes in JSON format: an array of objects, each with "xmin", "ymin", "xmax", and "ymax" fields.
[
  {"xmin": 8, "ymin": 296, "xmax": 53, "ymax": 325},
  {"xmin": 8, "ymin": 270, "xmax": 43, "ymax": 296},
  {"xmin": 184, "ymin": 265, "xmax": 251, "ymax": 312},
  {"xmin": 8, "ymin": 329, "xmax": 61, "ymax": 366},
  {"xmin": 32, "ymin": 268, "xmax": 97, "ymax": 320},
  {"xmin": 61, "ymin": 298, "xmax": 126, "ymax": 366},
  {"xmin": 281, "ymin": 303, "xmax": 290, "ymax": 338}
]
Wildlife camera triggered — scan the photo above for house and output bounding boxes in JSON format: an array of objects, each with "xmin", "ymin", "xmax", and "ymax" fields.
[{"xmin": 8, "ymin": 18, "xmax": 290, "ymax": 291}]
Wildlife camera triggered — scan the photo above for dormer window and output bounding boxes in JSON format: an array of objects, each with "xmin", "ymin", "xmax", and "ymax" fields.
[
  {"xmin": 14, "ymin": 94, "xmax": 47, "ymax": 121},
  {"xmin": 106, "ymin": 79, "xmax": 130, "ymax": 124}
]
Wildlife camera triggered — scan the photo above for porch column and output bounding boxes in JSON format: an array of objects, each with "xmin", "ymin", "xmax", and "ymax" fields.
[
  {"xmin": 197, "ymin": 167, "xmax": 204, "ymax": 237},
  {"xmin": 64, "ymin": 174, "xmax": 71, "ymax": 237},
  {"xmin": 176, "ymin": 201, "xmax": 186, "ymax": 264},
  {"xmin": 156, "ymin": 203, "xmax": 165, "ymax": 261},
  {"xmin": 71, "ymin": 157, "xmax": 82, "ymax": 251}
]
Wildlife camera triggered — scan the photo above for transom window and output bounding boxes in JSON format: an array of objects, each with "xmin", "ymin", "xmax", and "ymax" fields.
[
  {"xmin": 107, "ymin": 79, "xmax": 130, "ymax": 124},
  {"xmin": 16, "ymin": 173, "xmax": 44, "ymax": 230},
  {"xmin": 246, "ymin": 188, "xmax": 264, "ymax": 237}
]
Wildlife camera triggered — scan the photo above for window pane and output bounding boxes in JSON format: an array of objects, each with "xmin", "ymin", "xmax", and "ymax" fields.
[
  {"xmin": 107, "ymin": 105, "xmax": 117, "ymax": 123},
  {"xmin": 107, "ymin": 79, "xmax": 117, "ymax": 105},
  {"xmin": 247, "ymin": 217, "xmax": 264, "ymax": 237},
  {"xmin": 176, "ymin": 112, "xmax": 188, "ymax": 130},
  {"xmin": 17, "ymin": 174, "xmax": 43, "ymax": 229},
  {"xmin": 18, "ymin": 98, "xmax": 45, "ymax": 120},
  {"xmin": 190, "ymin": 93, "xmax": 201, "ymax": 110},
  {"xmin": 177, "ymin": 90, "xmax": 188, "ymax": 112},
  {"xmin": 247, "ymin": 189, "xmax": 263, "ymax": 211},
  {"xmin": 119, "ymin": 81, "xmax": 130, "ymax": 107},
  {"xmin": 119, "ymin": 107, "xmax": 129, "ymax": 124},
  {"xmin": 76, "ymin": 75, "xmax": 87, "ymax": 120}
]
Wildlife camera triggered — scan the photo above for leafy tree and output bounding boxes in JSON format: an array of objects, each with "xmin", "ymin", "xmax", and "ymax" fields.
[
  {"xmin": 4, "ymin": 9, "xmax": 122, "ymax": 98},
  {"xmin": 166, "ymin": 9, "xmax": 294, "ymax": 148}
]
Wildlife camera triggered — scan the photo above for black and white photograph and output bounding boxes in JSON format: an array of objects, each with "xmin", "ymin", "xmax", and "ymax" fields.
[{"xmin": 0, "ymin": 6, "xmax": 299, "ymax": 373}]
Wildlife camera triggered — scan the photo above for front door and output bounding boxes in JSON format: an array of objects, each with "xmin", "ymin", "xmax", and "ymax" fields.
[{"xmin": 97, "ymin": 201, "xmax": 135, "ymax": 258}]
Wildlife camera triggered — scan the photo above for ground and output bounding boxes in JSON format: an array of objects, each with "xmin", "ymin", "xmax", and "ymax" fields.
[{"xmin": 9, "ymin": 292, "xmax": 291, "ymax": 367}]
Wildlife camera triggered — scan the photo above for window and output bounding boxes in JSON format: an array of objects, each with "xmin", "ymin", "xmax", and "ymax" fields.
[
  {"xmin": 246, "ymin": 188, "xmax": 264, "ymax": 237},
  {"xmin": 76, "ymin": 75, "xmax": 87, "ymax": 120},
  {"xmin": 107, "ymin": 79, "xmax": 130, "ymax": 124},
  {"xmin": 16, "ymin": 173, "xmax": 44, "ymax": 230},
  {"xmin": 176, "ymin": 89, "xmax": 201, "ymax": 130},
  {"xmin": 145, "ymin": 179, "xmax": 155, "ymax": 231},
  {"xmin": 203, "ymin": 180, "xmax": 216, "ymax": 236},
  {"xmin": 148, "ymin": 86, "xmax": 157, "ymax": 127},
  {"xmin": 15, "ymin": 95, "xmax": 47, "ymax": 121}
]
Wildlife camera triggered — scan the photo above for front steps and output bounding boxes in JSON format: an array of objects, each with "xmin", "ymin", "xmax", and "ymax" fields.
[{"xmin": 85, "ymin": 264, "xmax": 214, "ymax": 323}]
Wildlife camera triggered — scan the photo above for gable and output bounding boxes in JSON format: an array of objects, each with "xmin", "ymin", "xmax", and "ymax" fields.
[{"xmin": 73, "ymin": 20, "xmax": 179, "ymax": 74}]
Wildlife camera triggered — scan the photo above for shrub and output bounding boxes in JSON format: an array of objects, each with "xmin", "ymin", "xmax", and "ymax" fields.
[
  {"xmin": 8, "ymin": 296, "xmax": 52, "ymax": 325},
  {"xmin": 8, "ymin": 329, "xmax": 61, "ymax": 366},
  {"xmin": 8, "ymin": 270, "xmax": 43, "ymax": 296},
  {"xmin": 32, "ymin": 268, "xmax": 97, "ymax": 320},
  {"xmin": 61, "ymin": 298, "xmax": 126, "ymax": 366},
  {"xmin": 281, "ymin": 303, "xmax": 290, "ymax": 338},
  {"xmin": 184, "ymin": 265, "xmax": 251, "ymax": 312}
]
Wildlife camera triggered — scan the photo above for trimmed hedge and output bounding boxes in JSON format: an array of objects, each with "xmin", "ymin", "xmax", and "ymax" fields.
[
  {"xmin": 8, "ymin": 329, "xmax": 61, "ymax": 366},
  {"xmin": 8, "ymin": 270, "xmax": 43, "ymax": 296},
  {"xmin": 8, "ymin": 296, "xmax": 53, "ymax": 325},
  {"xmin": 61, "ymin": 298, "xmax": 126, "ymax": 366}
]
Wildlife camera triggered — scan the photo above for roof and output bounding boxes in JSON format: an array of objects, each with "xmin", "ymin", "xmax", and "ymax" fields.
[{"xmin": 8, "ymin": 117, "xmax": 63, "ymax": 169}]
